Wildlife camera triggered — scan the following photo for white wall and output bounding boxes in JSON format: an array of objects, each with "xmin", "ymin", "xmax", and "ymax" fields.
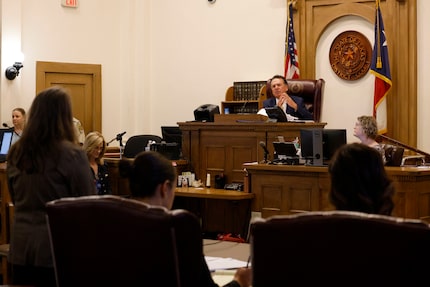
[{"xmin": 0, "ymin": 0, "xmax": 429, "ymax": 151}]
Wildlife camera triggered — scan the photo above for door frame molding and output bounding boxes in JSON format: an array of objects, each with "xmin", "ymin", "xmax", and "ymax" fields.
[{"xmin": 35, "ymin": 61, "xmax": 102, "ymax": 133}]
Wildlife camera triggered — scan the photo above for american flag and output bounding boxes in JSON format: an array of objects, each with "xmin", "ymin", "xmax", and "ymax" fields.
[
  {"xmin": 284, "ymin": 2, "xmax": 299, "ymax": 79},
  {"xmin": 370, "ymin": 0, "xmax": 392, "ymax": 134}
]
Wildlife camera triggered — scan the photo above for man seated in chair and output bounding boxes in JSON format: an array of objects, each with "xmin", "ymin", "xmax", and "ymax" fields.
[{"xmin": 263, "ymin": 75, "xmax": 313, "ymax": 120}]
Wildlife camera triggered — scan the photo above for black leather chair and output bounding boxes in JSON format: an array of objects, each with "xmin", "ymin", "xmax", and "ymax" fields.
[
  {"xmin": 382, "ymin": 144, "xmax": 405, "ymax": 166},
  {"xmin": 0, "ymin": 202, "xmax": 14, "ymax": 284},
  {"xmin": 46, "ymin": 195, "xmax": 203, "ymax": 287},
  {"xmin": 250, "ymin": 211, "xmax": 430, "ymax": 286},
  {"xmin": 122, "ymin": 134, "xmax": 162, "ymax": 158},
  {"xmin": 260, "ymin": 78, "xmax": 325, "ymax": 122}
]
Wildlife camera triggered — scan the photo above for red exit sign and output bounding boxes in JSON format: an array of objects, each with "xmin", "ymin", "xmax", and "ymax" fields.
[{"xmin": 61, "ymin": 0, "xmax": 78, "ymax": 8}]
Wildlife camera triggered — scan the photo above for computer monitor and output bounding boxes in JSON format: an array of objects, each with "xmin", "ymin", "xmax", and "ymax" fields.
[
  {"xmin": 300, "ymin": 128, "xmax": 347, "ymax": 166},
  {"xmin": 161, "ymin": 126, "xmax": 182, "ymax": 155},
  {"xmin": 322, "ymin": 129, "xmax": 347, "ymax": 162},
  {"xmin": 300, "ymin": 128, "xmax": 323, "ymax": 166},
  {"xmin": 265, "ymin": 106, "xmax": 288, "ymax": 122}
]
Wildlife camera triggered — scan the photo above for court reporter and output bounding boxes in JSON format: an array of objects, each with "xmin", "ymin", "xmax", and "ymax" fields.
[
  {"xmin": 119, "ymin": 151, "xmax": 252, "ymax": 287},
  {"xmin": 353, "ymin": 115, "xmax": 386, "ymax": 164}
]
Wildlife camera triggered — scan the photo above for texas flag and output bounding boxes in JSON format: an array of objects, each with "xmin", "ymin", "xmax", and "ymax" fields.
[{"xmin": 370, "ymin": 0, "xmax": 392, "ymax": 134}]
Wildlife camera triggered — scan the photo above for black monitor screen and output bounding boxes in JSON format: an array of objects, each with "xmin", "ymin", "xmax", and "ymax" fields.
[
  {"xmin": 299, "ymin": 129, "xmax": 317, "ymax": 160},
  {"xmin": 322, "ymin": 129, "xmax": 347, "ymax": 161},
  {"xmin": 300, "ymin": 128, "xmax": 346, "ymax": 165},
  {"xmin": 161, "ymin": 126, "xmax": 182, "ymax": 149},
  {"xmin": 265, "ymin": 106, "xmax": 288, "ymax": 122}
]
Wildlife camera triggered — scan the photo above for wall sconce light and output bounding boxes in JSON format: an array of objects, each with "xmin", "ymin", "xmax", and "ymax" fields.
[{"xmin": 5, "ymin": 62, "xmax": 24, "ymax": 80}]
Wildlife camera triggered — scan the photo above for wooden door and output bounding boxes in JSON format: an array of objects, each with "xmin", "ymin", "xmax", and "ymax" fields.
[{"xmin": 35, "ymin": 61, "xmax": 102, "ymax": 134}]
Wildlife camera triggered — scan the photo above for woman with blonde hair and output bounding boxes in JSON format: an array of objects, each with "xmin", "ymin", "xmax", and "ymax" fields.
[
  {"xmin": 353, "ymin": 115, "xmax": 386, "ymax": 163},
  {"xmin": 83, "ymin": 131, "xmax": 112, "ymax": 195}
]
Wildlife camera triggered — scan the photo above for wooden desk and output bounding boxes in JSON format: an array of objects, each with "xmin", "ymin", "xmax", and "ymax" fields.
[
  {"xmin": 103, "ymin": 157, "xmax": 189, "ymax": 196},
  {"xmin": 244, "ymin": 163, "xmax": 430, "ymax": 222},
  {"xmin": 203, "ymin": 239, "xmax": 250, "ymax": 286},
  {"xmin": 203, "ymin": 239, "xmax": 250, "ymax": 262},
  {"xmin": 178, "ymin": 119, "xmax": 326, "ymax": 186},
  {"xmin": 173, "ymin": 187, "xmax": 254, "ymax": 239}
]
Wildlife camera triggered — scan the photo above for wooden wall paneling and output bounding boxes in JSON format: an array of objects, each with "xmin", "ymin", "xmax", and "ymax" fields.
[
  {"xmin": 246, "ymin": 164, "xmax": 430, "ymax": 223},
  {"xmin": 250, "ymin": 168, "xmax": 327, "ymax": 217},
  {"xmin": 200, "ymin": 129, "xmax": 259, "ymax": 185},
  {"xmin": 294, "ymin": 0, "xmax": 417, "ymax": 147}
]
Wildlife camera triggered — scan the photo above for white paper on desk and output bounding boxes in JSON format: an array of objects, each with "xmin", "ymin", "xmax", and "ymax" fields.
[{"xmin": 205, "ymin": 256, "xmax": 248, "ymax": 271}]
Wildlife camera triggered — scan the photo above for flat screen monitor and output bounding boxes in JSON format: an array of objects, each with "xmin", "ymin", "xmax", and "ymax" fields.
[
  {"xmin": 161, "ymin": 126, "xmax": 182, "ymax": 150},
  {"xmin": 300, "ymin": 128, "xmax": 346, "ymax": 165},
  {"xmin": 300, "ymin": 128, "xmax": 323, "ymax": 165},
  {"xmin": 322, "ymin": 129, "xmax": 347, "ymax": 162},
  {"xmin": 265, "ymin": 106, "xmax": 288, "ymax": 122}
]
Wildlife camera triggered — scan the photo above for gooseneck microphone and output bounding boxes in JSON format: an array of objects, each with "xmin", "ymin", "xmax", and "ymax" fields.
[
  {"xmin": 107, "ymin": 131, "xmax": 127, "ymax": 146},
  {"xmin": 2, "ymin": 123, "xmax": 10, "ymax": 128},
  {"xmin": 116, "ymin": 131, "xmax": 126, "ymax": 141},
  {"xmin": 239, "ymin": 101, "xmax": 249, "ymax": 114},
  {"xmin": 259, "ymin": 141, "xmax": 270, "ymax": 163}
]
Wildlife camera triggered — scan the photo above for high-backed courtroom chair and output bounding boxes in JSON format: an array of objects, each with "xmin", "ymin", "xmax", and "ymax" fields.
[
  {"xmin": 123, "ymin": 134, "xmax": 162, "ymax": 158},
  {"xmin": 260, "ymin": 78, "xmax": 325, "ymax": 122},
  {"xmin": 0, "ymin": 202, "xmax": 14, "ymax": 284},
  {"xmin": 46, "ymin": 195, "xmax": 203, "ymax": 287},
  {"xmin": 382, "ymin": 144, "xmax": 405, "ymax": 166},
  {"xmin": 250, "ymin": 211, "xmax": 430, "ymax": 286}
]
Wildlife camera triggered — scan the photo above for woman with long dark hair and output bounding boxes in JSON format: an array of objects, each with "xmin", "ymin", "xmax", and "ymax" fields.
[{"xmin": 7, "ymin": 86, "xmax": 96, "ymax": 286}]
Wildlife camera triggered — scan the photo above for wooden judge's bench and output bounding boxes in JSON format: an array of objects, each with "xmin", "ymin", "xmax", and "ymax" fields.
[
  {"xmin": 178, "ymin": 114, "xmax": 326, "ymax": 186},
  {"xmin": 244, "ymin": 163, "xmax": 430, "ymax": 223}
]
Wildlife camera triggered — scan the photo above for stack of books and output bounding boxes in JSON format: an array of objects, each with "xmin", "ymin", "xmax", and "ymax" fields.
[{"xmin": 233, "ymin": 81, "xmax": 266, "ymax": 101}]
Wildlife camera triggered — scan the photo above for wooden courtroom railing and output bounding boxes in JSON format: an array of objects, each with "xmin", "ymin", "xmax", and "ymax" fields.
[{"xmin": 377, "ymin": 134, "xmax": 430, "ymax": 164}]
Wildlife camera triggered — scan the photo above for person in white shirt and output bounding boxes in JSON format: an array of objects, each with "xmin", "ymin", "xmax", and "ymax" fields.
[{"xmin": 73, "ymin": 117, "xmax": 85, "ymax": 145}]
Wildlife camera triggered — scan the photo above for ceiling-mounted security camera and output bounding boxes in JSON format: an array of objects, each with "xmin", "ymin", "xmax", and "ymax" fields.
[{"xmin": 208, "ymin": 0, "xmax": 216, "ymax": 3}]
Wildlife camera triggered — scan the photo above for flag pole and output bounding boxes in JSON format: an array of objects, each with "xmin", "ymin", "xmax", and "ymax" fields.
[{"xmin": 376, "ymin": 0, "xmax": 382, "ymax": 68}]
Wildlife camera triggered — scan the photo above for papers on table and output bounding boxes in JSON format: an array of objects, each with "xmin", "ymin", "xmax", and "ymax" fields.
[
  {"xmin": 212, "ymin": 269, "xmax": 236, "ymax": 285},
  {"xmin": 205, "ymin": 256, "xmax": 248, "ymax": 271}
]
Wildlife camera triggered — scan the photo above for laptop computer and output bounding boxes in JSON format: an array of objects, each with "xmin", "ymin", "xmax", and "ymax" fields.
[{"xmin": 0, "ymin": 130, "xmax": 13, "ymax": 162}]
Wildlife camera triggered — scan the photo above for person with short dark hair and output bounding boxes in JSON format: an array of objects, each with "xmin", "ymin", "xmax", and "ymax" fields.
[
  {"xmin": 328, "ymin": 142, "xmax": 395, "ymax": 215},
  {"xmin": 263, "ymin": 74, "xmax": 313, "ymax": 120},
  {"xmin": 119, "ymin": 151, "xmax": 252, "ymax": 287},
  {"xmin": 7, "ymin": 86, "xmax": 97, "ymax": 287}
]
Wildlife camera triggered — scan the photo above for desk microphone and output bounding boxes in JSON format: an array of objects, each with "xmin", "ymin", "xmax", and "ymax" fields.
[
  {"xmin": 239, "ymin": 101, "xmax": 249, "ymax": 114},
  {"xmin": 259, "ymin": 141, "xmax": 270, "ymax": 163},
  {"xmin": 116, "ymin": 131, "xmax": 126, "ymax": 140},
  {"xmin": 2, "ymin": 123, "xmax": 10, "ymax": 128},
  {"xmin": 107, "ymin": 131, "xmax": 127, "ymax": 146}
]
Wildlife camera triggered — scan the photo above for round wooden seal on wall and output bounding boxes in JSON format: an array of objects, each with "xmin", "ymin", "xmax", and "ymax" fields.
[{"xmin": 329, "ymin": 30, "xmax": 372, "ymax": 81}]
